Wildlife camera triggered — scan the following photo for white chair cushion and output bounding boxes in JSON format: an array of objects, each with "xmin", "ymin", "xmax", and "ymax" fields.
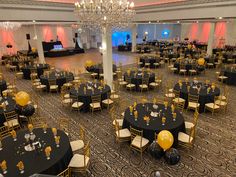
[
  {"xmin": 154, "ymin": 63, "xmax": 160, "ymax": 66},
  {"xmin": 126, "ymin": 84, "xmax": 135, "ymax": 88},
  {"xmin": 218, "ymin": 76, "xmax": 228, "ymax": 79},
  {"xmin": 50, "ymin": 85, "xmax": 58, "ymax": 89},
  {"xmin": 4, "ymin": 119, "xmax": 19, "ymax": 127},
  {"xmin": 189, "ymin": 69, "xmax": 196, "ymax": 72},
  {"xmin": 63, "ymin": 99, "xmax": 73, "ymax": 104},
  {"xmin": 188, "ymin": 102, "xmax": 200, "ymax": 108},
  {"xmin": 173, "ymin": 98, "xmax": 185, "ymax": 103},
  {"xmin": 121, "ymin": 112, "xmax": 125, "ymax": 117},
  {"xmin": 102, "ymin": 99, "xmax": 114, "ymax": 105},
  {"xmin": 139, "ymin": 84, "xmax": 148, "ymax": 89},
  {"xmin": 180, "ymin": 69, "xmax": 187, "ymax": 72},
  {"xmin": 131, "ymin": 135, "xmax": 149, "ymax": 148},
  {"xmin": 68, "ymin": 154, "xmax": 89, "ymax": 168},
  {"xmin": 72, "ymin": 102, "xmax": 84, "ymax": 108},
  {"xmin": 64, "ymin": 94, "xmax": 70, "ymax": 99},
  {"xmin": 116, "ymin": 128, "xmax": 131, "ymax": 138},
  {"xmin": 113, "ymin": 119, "xmax": 123, "ymax": 127},
  {"xmin": 185, "ymin": 121, "xmax": 194, "ymax": 129},
  {"xmin": 165, "ymin": 93, "xmax": 175, "ymax": 98},
  {"xmin": 205, "ymin": 103, "xmax": 220, "ymax": 109},
  {"xmin": 171, "ymin": 68, "xmax": 178, "ymax": 71},
  {"xmin": 110, "ymin": 94, "xmax": 119, "ymax": 99},
  {"xmin": 178, "ymin": 132, "xmax": 193, "ymax": 143},
  {"xmin": 90, "ymin": 102, "xmax": 101, "ymax": 108},
  {"xmin": 70, "ymin": 140, "xmax": 84, "ymax": 152},
  {"xmin": 215, "ymin": 100, "xmax": 227, "ymax": 106},
  {"xmin": 64, "ymin": 83, "xmax": 72, "ymax": 87},
  {"xmin": 91, "ymin": 73, "xmax": 98, "ymax": 76},
  {"xmin": 36, "ymin": 85, "xmax": 46, "ymax": 89},
  {"xmin": 119, "ymin": 81, "xmax": 128, "ymax": 85},
  {"xmin": 149, "ymin": 82, "xmax": 158, "ymax": 87}
]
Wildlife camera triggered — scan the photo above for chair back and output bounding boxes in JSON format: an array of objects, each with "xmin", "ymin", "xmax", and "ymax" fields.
[
  {"xmin": 91, "ymin": 95, "xmax": 101, "ymax": 103},
  {"xmin": 83, "ymin": 142, "xmax": 90, "ymax": 167},
  {"xmin": 188, "ymin": 94, "xmax": 199, "ymax": 103},
  {"xmin": 79, "ymin": 124, "xmax": 85, "ymax": 141},
  {"xmin": 173, "ymin": 90, "xmax": 180, "ymax": 98},
  {"xmin": 4, "ymin": 111, "xmax": 18, "ymax": 124},
  {"xmin": 142, "ymin": 77, "xmax": 149, "ymax": 85},
  {"xmin": 59, "ymin": 118, "xmax": 70, "ymax": 133},
  {"xmin": 130, "ymin": 126, "xmax": 143, "ymax": 148},
  {"xmin": 48, "ymin": 79, "xmax": 57, "ymax": 86},
  {"xmin": 193, "ymin": 110, "xmax": 199, "ymax": 125},
  {"xmin": 189, "ymin": 125, "xmax": 196, "ymax": 143},
  {"xmin": 57, "ymin": 167, "xmax": 71, "ymax": 177},
  {"xmin": 126, "ymin": 77, "xmax": 132, "ymax": 84},
  {"xmin": 29, "ymin": 116, "xmax": 46, "ymax": 128},
  {"xmin": 0, "ymin": 125, "xmax": 11, "ymax": 139},
  {"xmin": 176, "ymin": 101, "xmax": 185, "ymax": 113}
]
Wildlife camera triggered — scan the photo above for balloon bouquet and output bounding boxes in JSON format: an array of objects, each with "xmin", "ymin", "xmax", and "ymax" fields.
[
  {"xmin": 15, "ymin": 91, "xmax": 35, "ymax": 117},
  {"xmin": 149, "ymin": 130, "xmax": 180, "ymax": 165}
]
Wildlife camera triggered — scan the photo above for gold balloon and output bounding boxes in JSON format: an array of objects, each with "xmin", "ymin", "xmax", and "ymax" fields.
[
  {"xmin": 15, "ymin": 91, "xmax": 30, "ymax": 107},
  {"xmin": 85, "ymin": 60, "xmax": 95, "ymax": 68},
  {"xmin": 157, "ymin": 130, "xmax": 174, "ymax": 151},
  {"xmin": 198, "ymin": 58, "xmax": 205, "ymax": 66}
]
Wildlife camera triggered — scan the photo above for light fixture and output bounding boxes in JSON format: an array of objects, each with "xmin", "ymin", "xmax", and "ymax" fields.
[
  {"xmin": 177, "ymin": 21, "xmax": 180, "ymax": 24},
  {"xmin": 145, "ymin": 31, "xmax": 148, "ymax": 35},
  {"xmin": 33, "ymin": 20, "xmax": 36, "ymax": 23},
  {"xmin": 0, "ymin": 22, "xmax": 22, "ymax": 30},
  {"xmin": 74, "ymin": 0, "xmax": 135, "ymax": 32},
  {"xmin": 218, "ymin": 17, "xmax": 223, "ymax": 20},
  {"xmin": 149, "ymin": 21, "xmax": 151, "ymax": 24}
]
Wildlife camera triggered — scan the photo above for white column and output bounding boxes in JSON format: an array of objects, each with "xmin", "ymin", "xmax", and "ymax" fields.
[
  {"xmin": 207, "ymin": 23, "xmax": 216, "ymax": 56},
  {"xmin": 131, "ymin": 24, "xmax": 137, "ymax": 52},
  {"xmin": 102, "ymin": 27, "xmax": 113, "ymax": 87},
  {"xmin": 34, "ymin": 25, "xmax": 45, "ymax": 64}
]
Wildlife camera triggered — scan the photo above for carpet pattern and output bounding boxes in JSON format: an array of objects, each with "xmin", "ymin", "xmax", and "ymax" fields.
[{"xmin": 1, "ymin": 58, "xmax": 236, "ymax": 177}]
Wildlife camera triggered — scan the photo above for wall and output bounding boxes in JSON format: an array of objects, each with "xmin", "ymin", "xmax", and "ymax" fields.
[
  {"xmin": 0, "ymin": 25, "xmax": 74, "ymax": 57},
  {"xmin": 137, "ymin": 24, "xmax": 181, "ymax": 42},
  {"xmin": 180, "ymin": 21, "xmax": 236, "ymax": 47}
]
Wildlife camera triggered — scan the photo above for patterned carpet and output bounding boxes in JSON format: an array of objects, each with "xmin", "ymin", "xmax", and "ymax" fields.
[{"xmin": 1, "ymin": 56, "xmax": 236, "ymax": 177}]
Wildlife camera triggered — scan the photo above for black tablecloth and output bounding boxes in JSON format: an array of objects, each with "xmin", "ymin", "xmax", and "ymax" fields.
[
  {"xmin": 174, "ymin": 82, "xmax": 220, "ymax": 113},
  {"xmin": 122, "ymin": 103, "xmax": 185, "ymax": 146},
  {"xmin": 70, "ymin": 83, "xmax": 111, "ymax": 112},
  {"xmin": 0, "ymin": 128, "xmax": 73, "ymax": 177},
  {"xmin": 86, "ymin": 64, "xmax": 117, "ymax": 78},
  {"xmin": 0, "ymin": 81, "xmax": 7, "ymax": 96},
  {"xmin": 40, "ymin": 72, "xmax": 74, "ymax": 91},
  {"xmin": 22, "ymin": 64, "xmax": 50, "ymax": 80},
  {"xmin": 124, "ymin": 71, "xmax": 155, "ymax": 91},
  {"xmin": 12, "ymin": 60, "xmax": 31, "ymax": 71},
  {"xmin": 223, "ymin": 69, "xmax": 236, "ymax": 85},
  {"xmin": 139, "ymin": 57, "xmax": 160, "ymax": 68},
  {"xmin": 0, "ymin": 97, "xmax": 16, "ymax": 126}
]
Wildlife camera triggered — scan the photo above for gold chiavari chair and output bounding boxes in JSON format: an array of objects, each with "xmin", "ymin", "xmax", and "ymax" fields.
[
  {"xmin": 204, "ymin": 96, "xmax": 220, "ymax": 115},
  {"xmin": 90, "ymin": 95, "xmax": 102, "ymax": 113},
  {"xmin": 29, "ymin": 116, "xmax": 47, "ymax": 128},
  {"xmin": 179, "ymin": 63, "xmax": 187, "ymax": 76},
  {"xmin": 173, "ymin": 90, "xmax": 185, "ymax": 104},
  {"xmin": 102, "ymin": 92, "xmax": 114, "ymax": 109},
  {"xmin": 70, "ymin": 95, "xmax": 83, "ymax": 112},
  {"xmin": 0, "ymin": 125, "xmax": 11, "ymax": 139},
  {"xmin": 214, "ymin": 95, "xmax": 228, "ymax": 113},
  {"xmin": 139, "ymin": 77, "xmax": 149, "ymax": 92},
  {"xmin": 70, "ymin": 124, "xmax": 85, "ymax": 152},
  {"xmin": 57, "ymin": 167, "xmax": 71, "ymax": 177},
  {"xmin": 175, "ymin": 100, "xmax": 185, "ymax": 114},
  {"xmin": 126, "ymin": 77, "xmax": 135, "ymax": 91},
  {"xmin": 4, "ymin": 111, "xmax": 21, "ymax": 130},
  {"xmin": 187, "ymin": 94, "xmax": 200, "ymax": 112},
  {"xmin": 114, "ymin": 120, "xmax": 131, "ymax": 143},
  {"xmin": 130, "ymin": 126, "xmax": 149, "ymax": 159},
  {"xmin": 59, "ymin": 118, "xmax": 70, "ymax": 136},
  {"xmin": 63, "ymin": 77, "xmax": 73, "ymax": 89},
  {"xmin": 48, "ymin": 79, "xmax": 59, "ymax": 93},
  {"xmin": 68, "ymin": 141, "xmax": 90, "ymax": 175},
  {"xmin": 185, "ymin": 110, "xmax": 199, "ymax": 130},
  {"xmin": 111, "ymin": 110, "xmax": 123, "ymax": 128},
  {"xmin": 218, "ymin": 85, "xmax": 229, "ymax": 101},
  {"xmin": 178, "ymin": 125, "xmax": 196, "ymax": 148},
  {"xmin": 189, "ymin": 64, "xmax": 197, "ymax": 76}
]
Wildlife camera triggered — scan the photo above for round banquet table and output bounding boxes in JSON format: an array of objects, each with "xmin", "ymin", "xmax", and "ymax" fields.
[
  {"xmin": 12, "ymin": 60, "xmax": 31, "ymax": 71},
  {"xmin": 40, "ymin": 72, "xmax": 74, "ymax": 91},
  {"xmin": 123, "ymin": 71, "xmax": 155, "ymax": 91},
  {"xmin": 22, "ymin": 64, "xmax": 50, "ymax": 80},
  {"xmin": 86, "ymin": 64, "xmax": 117, "ymax": 78},
  {"xmin": 0, "ymin": 80, "xmax": 7, "ymax": 96},
  {"xmin": 173, "ymin": 82, "xmax": 220, "ymax": 113},
  {"xmin": 70, "ymin": 83, "xmax": 111, "ymax": 112},
  {"xmin": 122, "ymin": 103, "xmax": 185, "ymax": 147},
  {"xmin": 139, "ymin": 57, "xmax": 160, "ymax": 68},
  {"xmin": 0, "ymin": 97, "xmax": 16, "ymax": 127},
  {"xmin": 0, "ymin": 128, "xmax": 73, "ymax": 177},
  {"xmin": 223, "ymin": 69, "xmax": 236, "ymax": 85}
]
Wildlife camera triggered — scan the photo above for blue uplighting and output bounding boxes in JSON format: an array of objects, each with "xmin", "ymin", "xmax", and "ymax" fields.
[{"xmin": 112, "ymin": 31, "xmax": 131, "ymax": 47}]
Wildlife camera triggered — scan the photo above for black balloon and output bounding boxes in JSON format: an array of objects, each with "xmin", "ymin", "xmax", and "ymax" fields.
[
  {"xmin": 15, "ymin": 104, "xmax": 23, "ymax": 115},
  {"xmin": 149, "ymin": 141, "xmax": 165, "ymax": 159},
  {"xmin": 164, "ymin": 148, "xmax": 180, "ymax": 165},
  {"xmin": 21, "ymin": 104, "xmax": 35, "ymax": 117}
]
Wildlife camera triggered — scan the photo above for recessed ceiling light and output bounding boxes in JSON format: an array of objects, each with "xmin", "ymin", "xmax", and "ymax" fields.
[
  {"xmin": 33, "ymin": 20, "xmax": 36, "ymax": 22},
  {"xmin": 157, "ymin": 20, "xmax": 159, "ymax": 23},
  {"xmin": 177, "ymin": 21, "xmax": 180, "ymax": 23},
  {"xmin": 219, "ymin": 17, "xmax": 223, "ymax": 19},
  {"xmin": 149, "ymin": 21, "xmax": 151, "ymax": 24}
]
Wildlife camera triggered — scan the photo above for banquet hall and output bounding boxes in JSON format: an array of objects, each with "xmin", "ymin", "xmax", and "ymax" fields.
[{"xmin": 0, "ymin": 0, "xmax": 236, "ymax": 177}]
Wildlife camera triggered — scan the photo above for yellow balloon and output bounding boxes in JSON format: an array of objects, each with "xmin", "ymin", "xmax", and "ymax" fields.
[
  {"xmin": 198, "ymin": 58, "xmax": 205, "ymax": 66},
  {"xmin": 85, "ymin": 60, "xmax": 95, "ymax": 68},
  {"xmin": 157, "ymin": 130, "xmax": 174, "ymax": 151},
  {"xmin": 15, "ymin": 91, "xmax": 30, "ymax": 107}
]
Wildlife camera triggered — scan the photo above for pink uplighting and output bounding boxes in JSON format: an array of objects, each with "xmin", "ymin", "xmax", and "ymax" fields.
[
  {"xmin": 199, "ymin": 22, "xmax": 211, "ymax": 43},
  {"xmin": 42, "ymin": 26, "xmax": 54, "ymax": 42},
  {"xmin": 56, "ymin": 26, "xmax": 67, "ymax": 48},
  {"xmin": 0, "ymin": 29, "xmax": 17, "ymax": 56},
  {"xmin": 214, "ymin": 22, "xmax": 226, "ymax": 48}
]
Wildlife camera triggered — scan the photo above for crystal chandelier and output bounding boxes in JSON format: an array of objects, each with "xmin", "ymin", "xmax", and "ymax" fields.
[
  {"xmin": 74, "ymin": 0, "xmax": 135, "ymax": 31},
  {"xmin": 0, "ymin": 22, "xmax": 22, "ymax": 30}
]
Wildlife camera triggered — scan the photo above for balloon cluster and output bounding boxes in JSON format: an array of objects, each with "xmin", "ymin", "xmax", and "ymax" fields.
[
  {"xmin": 149, "ymin": 130, "xmax": 180, "ymax": 165},
  {"xmin": 15, "ymin": 91, "xmax": 35, "ymax": 117}
]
